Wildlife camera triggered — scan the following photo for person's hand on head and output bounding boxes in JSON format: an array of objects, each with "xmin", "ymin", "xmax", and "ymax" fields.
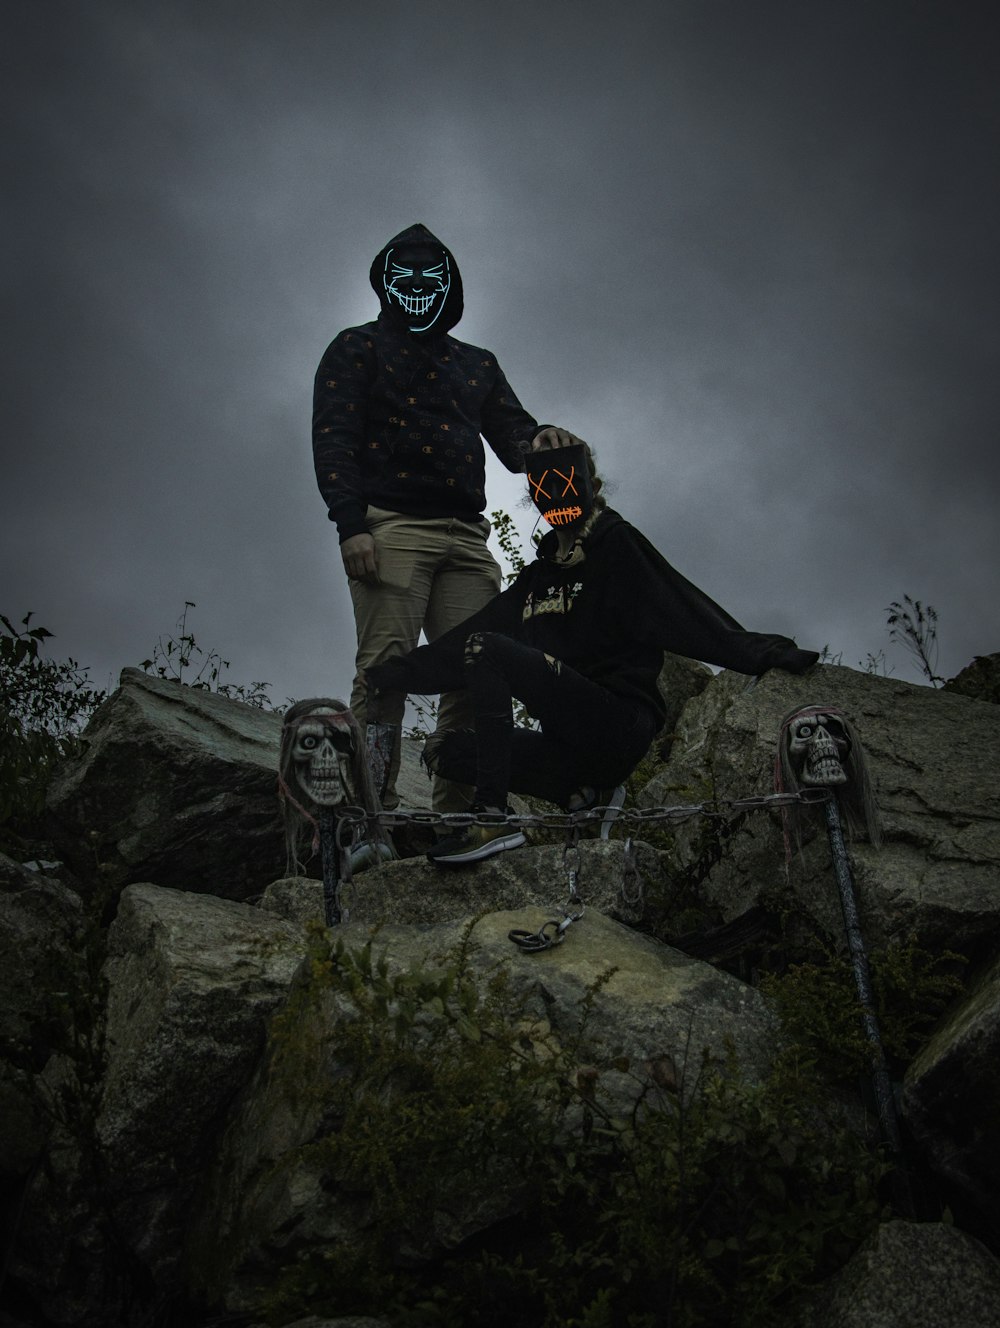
[{"xmin": 531, "ymin": 426, "xmax": 586, "ymax": 451}]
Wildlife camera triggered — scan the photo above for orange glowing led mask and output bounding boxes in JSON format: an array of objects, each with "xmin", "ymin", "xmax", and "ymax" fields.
[{"xmin": 525, "ymin": 442, "xmax": 593, "ymax": 530}]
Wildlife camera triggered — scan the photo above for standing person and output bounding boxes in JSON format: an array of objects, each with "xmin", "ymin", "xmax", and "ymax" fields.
[
  {"xmin": 365, "ymin": 437, "xmax": 820, "ymax": 864},
  {"xmin": 313, "ymin": 222, "xmax": 578, "ymax": 810}
]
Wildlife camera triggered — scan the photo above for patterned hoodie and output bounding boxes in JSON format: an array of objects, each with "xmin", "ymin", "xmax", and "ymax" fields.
[{"xmin": 312, "ymin": 223, "xmax": 540, "ymax": 541}]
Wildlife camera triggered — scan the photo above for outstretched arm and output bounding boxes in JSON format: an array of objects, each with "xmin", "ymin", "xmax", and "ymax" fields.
[{"xmin": 621, "ymin": 523, "xmax": 819, "ymax": 675}]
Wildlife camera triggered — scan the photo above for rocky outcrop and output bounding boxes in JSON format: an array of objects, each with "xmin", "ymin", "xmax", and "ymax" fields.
[
  {"xmin": 185, "ymin": 908, "xmax": 778, "ymax": 1313},
  {"xmin": 655, "ymin": 651, "xmax": 714, "ymax": 757},
  {"xmin": 46, "ymin": 668, "xmax": 287, "ymax": 900},
  {"xmin": 902, "ymin": 949, "xmax": 1000, "ymax": 1248},
  {"xmin": 261, "ymin": 836, "xmax": 668, "ymax": 929},
  {"xmin": 5, "ymin": 654, "xmax": 1000, "ymax": 1325},
  {"xmin": 639, "ymin": 664, "xmax": 1000, "ymax": 956},
  {"xmin": 0, "ymin": 855, "xmax": 86, "ymax": 1174},
  {"xmin": 800, "ymin": 1220, "xmax": 1000, "ymax": 1327},
  {"xmin": 44, "ymin": 669, "xmax": 432, "ymax": 901},
  {"xmin": 95, "ymin": 884, "xmax": 305, "ymax": 1279},
  {"xmin": 944, "ymin": 652, "xmax": 1000, "ymax": 705}
]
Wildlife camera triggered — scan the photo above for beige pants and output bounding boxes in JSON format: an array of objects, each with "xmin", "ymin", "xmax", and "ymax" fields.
[{"xmin": 348, "ymin": 506, "xmax": 502, "ymax": 811}]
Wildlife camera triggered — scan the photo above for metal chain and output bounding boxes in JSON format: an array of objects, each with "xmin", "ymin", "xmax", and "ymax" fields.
[
  {"xmin": 509, "ymin": 823, "xmax": 587, "ymax": 952},
  {"xmin": 329, "ymin": 787, "xmax": 831, "ymax": 953},
  {"xmin": 619, "ymin": 836, "xmax": 643, "ymax": 912},
  {"xmin": 334, "ymin": 786, "xmax": 830, "ymax": 834}
]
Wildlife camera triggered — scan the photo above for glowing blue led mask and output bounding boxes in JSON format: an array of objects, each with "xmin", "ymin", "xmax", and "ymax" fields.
[{"xmin": 382, "ymin": 243, "xmax": 452, "ymax": 334}]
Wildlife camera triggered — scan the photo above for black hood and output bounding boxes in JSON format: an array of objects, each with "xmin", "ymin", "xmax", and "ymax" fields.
[{"xmin": 369, "ymin": 222, "xmax": 464, "ymax": 337}]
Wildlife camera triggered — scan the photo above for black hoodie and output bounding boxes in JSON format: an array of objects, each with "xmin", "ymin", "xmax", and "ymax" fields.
[
  {"xmin": 313, "ymin": 223, "xmax": 540, "ymax": 541},
  {"xmin": 367, "ymin": 509, "xmax": 819, "ymax": 723}
]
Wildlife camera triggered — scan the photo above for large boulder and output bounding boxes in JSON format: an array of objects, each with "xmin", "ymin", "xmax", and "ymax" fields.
[
  {"xmin": 656, "ymin": 651, "xmax": 714, "ymax": 758},
  {"xmin": 45, "ymin": 670, "xmax": 433, "ymax": 900},
  {"xmin": 639, "ymin": 665, "xmax": 1000, "ymax": 956},
  {"xmin": 943, "ymin": 652, "xmax": 1000, "ymax": 705},
  {"xmin": 902, "ymin": 949, "xmax": 1000, "ymax": 1247},
  {"xmin": 799, "ymin": 1219, "xmax": 1000, "ymax": 1327},
  {"xmin": 94, "ymin": 884, "xmax": 306, "ymax": 1282},
  {"xmin": 260, "ymin": 836, "xmax": 669, "ymax": 930},
  {"xmin": 185, "ymin": 907, "xmax": 778, "ymax": 1313},
  {"xmin": 0, "ymin": 854, "xmax": 86, "ymax": 1175},
  {"xmin": 46, "ymin": 669, "xmax": 287, "ymax": 899}
]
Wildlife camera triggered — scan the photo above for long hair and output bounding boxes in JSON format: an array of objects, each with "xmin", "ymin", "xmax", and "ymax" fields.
[
  {"xmin": 774, "ymin": 703, "xmax": 883, "ymax": 854},
  {"xmin": 277, "ymin": 698, "xmax": 386, "ymax": 874}
]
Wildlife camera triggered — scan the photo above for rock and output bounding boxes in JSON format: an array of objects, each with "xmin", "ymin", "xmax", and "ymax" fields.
[
  {"xmin": 0, "ymin": 854, "xmax": 86, "ymax": 1174},
  {"xmin": 943, "ymin": 652, "xmax": 1000, "ymax": 705},
  {"xmin": 902, "ymin": 949, "xmax": 1000, "ymax": 1247},
  {"xmin": 250, "ymin": 1319, "xmax": 391, "ymax": 1328},
  {"xmin": 12, "ymin": 654, "xmax": 1000, "ymax": 1323},
  {"xmin": 639, "ymin": 665, "xmax": 1000, "ymax": 956},
  {"xmin": 44, "ymin": 673, "xmax": 434, "ymax": 900},
  {"xmin": 799, "ymin": 1219, "xmax": 1000, "ymax": 1327},
  {"xmin": 186, "ymin": 908, "xmax": 777, "ymax": 1312},
  {"xmin": 259, "ymin": 837, "xmax": 669, "ymax": 930},
  {"xmin": 46, "ymin": 668, "xmax": 288, "ymax": 900},
  {"xmin": 95, "ymin": 883, "xmax": 306, "ymax": 1282},
  {"xmin": 392, "ymin": 733, "xmax": 433, "ymax": 810},
  {"xmin": 655, "ymin": 652, "xmax": 714, "ymax": 758}
]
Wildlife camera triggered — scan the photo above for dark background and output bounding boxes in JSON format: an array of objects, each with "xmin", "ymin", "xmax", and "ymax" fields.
[{"xmin": 3, "ymin": 0, "xmax": 997, "ymax": 705}]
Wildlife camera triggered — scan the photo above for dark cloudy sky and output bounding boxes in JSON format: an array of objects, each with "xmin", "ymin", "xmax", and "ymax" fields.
[{"xmin": 3, "ymin": 0, "xmax": 998, "ymax": 710}]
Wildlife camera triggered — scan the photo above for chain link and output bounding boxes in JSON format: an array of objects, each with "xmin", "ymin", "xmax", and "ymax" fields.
[
  {"xmin": 619, "ymin": 836, "xmax": 643, "ymax": 911},
  {"xmin": 335, "ymin": 786, "xmax": 830, "ymax": 835},
  {"xmin": 324, "ymin": 787, "xmax": 831, "ymax": 954}
]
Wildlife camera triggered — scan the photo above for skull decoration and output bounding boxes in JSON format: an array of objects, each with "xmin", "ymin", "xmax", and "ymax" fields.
[
  {"xmin": 786, "ymin": 711, "xmax": 850, "ymax": 787},
  {"xmin": 278, "ymin": 698, "xmax": 386, "ymax": 874},
  {"xmin": 382, "ymin": 242, "xmax": 451, "ymax": 334},
  {"xmin": 525, "ymin": 441, "xmax": 594, "ymax": 531},
  {"xmin": 776, "ymin": 704, "xmax": 882, "ymax": 847},
  {"xmin": 287, "ymin": 706, "xmax": 357, "ymax": 807}
]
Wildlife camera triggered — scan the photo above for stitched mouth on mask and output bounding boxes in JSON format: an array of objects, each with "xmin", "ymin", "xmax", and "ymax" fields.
[
  {"xmin": 544, "ymin": 506, "xmax": 584, "ymax": 526},
  {"xmin": 393, "ymin": 292, "xmax": 441, "ymax": 316}
]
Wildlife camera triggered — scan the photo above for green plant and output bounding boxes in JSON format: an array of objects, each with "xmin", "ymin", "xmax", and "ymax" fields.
[
  {"xmin": 1, "ymin": 612, "xmax": 106, "ymax": 844},
  {"xmin": 885, "ymin": 596, "xmax": 943, "ymax": 687},
  {"xmin": 491, "ymin": 506, "xmax": 540, "ymax": 585},
  {"xmin": 260, "ymin": 924, "xmax": 886, "ymax": 1327},
  {"xmin": 860, "ymin": 649, "xmax": 892, "ymax": 678},
  {"xmin": 140, "ymin": 601, "xmax": 281, "ymax": 709},
  {"xmin": 760, "ymin": 942, "xmax": 966, "ymax": 1083}
]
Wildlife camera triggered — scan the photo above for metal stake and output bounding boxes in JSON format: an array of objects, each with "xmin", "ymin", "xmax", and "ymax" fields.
[
  {"xmin": 824, "ymin": 796, "xmax": 913, "ymax": 1212},
  {"xmin": 318, "ymin": 807, "xmax": 342, "ymax": 926}
]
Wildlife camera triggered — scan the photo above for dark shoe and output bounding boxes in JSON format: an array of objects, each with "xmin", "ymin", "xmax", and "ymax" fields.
[{"xmin": 427, "ymin": 808, "xmax": 526, "ymax": 866}]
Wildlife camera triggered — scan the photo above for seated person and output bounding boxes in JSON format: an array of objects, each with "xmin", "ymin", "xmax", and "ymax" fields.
[{"xmin": 366, "ymin": 437, "xmax": 818, "ymax": 865}]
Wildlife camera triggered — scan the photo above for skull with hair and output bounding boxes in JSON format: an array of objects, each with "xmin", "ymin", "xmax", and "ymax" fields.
[
  {"xmin": 776, "ymin": 704, "xmax": 883, "ymax": 851},
  {"xmin": 277, "ymin": 698, "xmax": 386, "ymax": 874}
]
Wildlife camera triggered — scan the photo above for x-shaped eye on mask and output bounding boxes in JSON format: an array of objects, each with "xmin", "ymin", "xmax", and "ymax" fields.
[
  {"xmin": 529, "ymin": 465, "xmax": 578, "ymax": 502},
  {"xmin": 525, "ymin": 442, "xmax": 594, "ymax": 531}
]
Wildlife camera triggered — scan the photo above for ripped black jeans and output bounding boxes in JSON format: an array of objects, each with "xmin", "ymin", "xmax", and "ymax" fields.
[{"xmin": 422, "ymin": 632, "xmax": 658, "ymax": 810}]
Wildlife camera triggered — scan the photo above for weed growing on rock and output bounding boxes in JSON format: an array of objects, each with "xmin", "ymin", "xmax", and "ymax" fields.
[
  {"xmin": 140, "ymin": 600, "xmax": 281, "ymax": 709},
  {"xmin": 886, "ymin": 596, "xmax": 943, "ymax": 687},
  {"xmin": 760, "ymin": 943, "xmax": 966, "ymax": 1085},
  {"xmin": 259, "ymin": 922, "xmax": 885, "ymax": 1327}
]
